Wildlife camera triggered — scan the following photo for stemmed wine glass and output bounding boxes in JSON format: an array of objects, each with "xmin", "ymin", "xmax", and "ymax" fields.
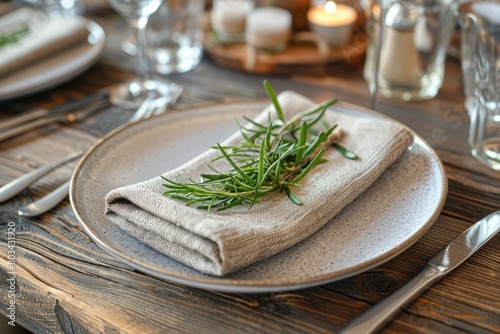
[{"xmin": 107, "ymin": 0, "xmax": 183, "ymax": 109}]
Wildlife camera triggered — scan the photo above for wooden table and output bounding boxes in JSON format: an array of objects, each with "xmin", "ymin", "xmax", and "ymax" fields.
[{"xmin": 1, "ymin": 5, "xmax": 499, "ymax": 334}]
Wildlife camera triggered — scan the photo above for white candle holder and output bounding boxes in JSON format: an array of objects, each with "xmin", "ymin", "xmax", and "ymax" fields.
[
  {"xmin": 211, "ymin": 0, "xmax": 254, "ymax": 43},
  {"xmin": 246, "ymin": 7, "xmax": 292, "ymax": 52},
  {"xmin": 307, "ymin": 1, "xmax": 357, "ymax": 47}
]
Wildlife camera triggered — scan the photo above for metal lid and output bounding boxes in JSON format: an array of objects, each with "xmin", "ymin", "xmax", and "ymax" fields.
[{"xmin": 384, "ymin": 1, "xmax": 419, "ymax": 30}]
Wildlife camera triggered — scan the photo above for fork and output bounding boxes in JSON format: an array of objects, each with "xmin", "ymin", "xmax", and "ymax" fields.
[{"xmin": 0, "ymin": 96, "xmax": 168, "ymax": 217}]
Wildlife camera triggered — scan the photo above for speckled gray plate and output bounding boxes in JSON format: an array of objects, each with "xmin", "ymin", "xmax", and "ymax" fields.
[
  {"xmin": 0, "ymin": 14, "xmax": 106, "ymax": 101},
  {"xmin": 70, "ymin": 101, "xmax": 447, "ymax": 293}
]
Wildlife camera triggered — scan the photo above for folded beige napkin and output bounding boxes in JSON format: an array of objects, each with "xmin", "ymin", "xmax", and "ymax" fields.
[
  {"xmin": 0, "ymin": 8, "xmax": 89, "ymax": 77},
  {"xmin": 105, "ymin": 92, "xmax": 413, "ymax": 276}
]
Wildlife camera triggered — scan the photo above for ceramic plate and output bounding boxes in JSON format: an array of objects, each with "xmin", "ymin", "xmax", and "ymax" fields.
[
  {"xmin": 71, "ymin": 101, "xmax": 447, "ymax": 293},
  {"xmin": 0, "ymin": 17, "xmax": 105, "ymax": 101}
]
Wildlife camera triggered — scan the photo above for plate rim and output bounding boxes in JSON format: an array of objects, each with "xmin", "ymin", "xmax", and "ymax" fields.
[
  {"xmin": 70, "ymin": 99, "xmax": 448, "ymax": 293},
  {"xmin": 0, "ymin": 16, "xmax": 106, "ymax": 101}
]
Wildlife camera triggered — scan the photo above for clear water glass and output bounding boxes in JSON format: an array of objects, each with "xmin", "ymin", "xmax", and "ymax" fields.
[
  {"xmin": 147, "ymin": 0, "xmax": 204, "ymax": 75},
  {"xmin": 40, "ymin": 0, "xmax": 81, "ymax": 17},
  {"xmin": 107, "ymin": 0, "xmax": 182, "ymax": 109},
  {"xmin": 460, "ymin": 1, "xmax": 500, "ymax": 171}
]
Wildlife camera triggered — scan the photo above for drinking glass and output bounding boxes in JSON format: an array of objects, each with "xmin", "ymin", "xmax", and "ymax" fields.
[
  {"xmin": 363, "ymin": 0, "xmax": 458, "ymax": 102},
  {"xmin": 147, "ymin": 0, "xmax": 204, "ymax": 75},
  {"xmin": 107, "ymin": 0, "xmax": 183, "ymax": 109},
  {"xmin": 460, "ymin": 1, "xmax": 500, "ymax": 170},
  {"xmin": 40, "ymin": 0, "xmax": 81, "ymax": 17}
]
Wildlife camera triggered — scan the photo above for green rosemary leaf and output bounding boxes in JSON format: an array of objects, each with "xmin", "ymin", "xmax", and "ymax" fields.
[
  {"xmin": 325, "ymin": 124, "xmax": 338, "ymax": 137},
  {"xmin": 234, "ymin": 117, "xmax": 252, "ymax": 142},
  {"xmin": 302, "ymin": 132, "xmax": 327, "ymax": 158},
  {"xmin": 333, "ymin": 143, "xmax": 358, "ymax": 159},
  {"xmin": 200, "ymin": 174, "xmax": 229, "ymax": 181},
  {"xmin": 217, "ymin": 198, "xmax": 246, "ymax": 211},
  {"xmin": 168, "ymin": 194, "xmax": 193, "ymax": 201},
  {"xmin": 211, "ymin": 152, "xmax": 255, "ymax": 163},
  {"xmin": 264, "ymin": 120, "xmax": 274, "ymax": 151},
  {"xmin": 229, "ymin": 174, "xmax": 255, "ymax": 190},
  {"xmin": 258, "ymin": 137, "xmax": 266, "ymax": 184},
  {"xmin": 295, "ymin": 122, "xmax": 308, "ymax": 165},
  {"xmin": 217, "ymin": 143, "xmax": 257, "ymax": 185},
  {"xmin": 242, "ymin": 116, "xmax": 267, "ymax": 129},
  {"xmin": 284, "ymin": 186, "xmax": 302, "ymax": 205},
  {"xmin": 306, "ymin": 102, "xmax": 328, "ymax": 128},
  {"xmin": 282, "ymin": 181, "xmax": 302, "ymax": 188},
  {"xmin": 274, "ymin": 160, "xmax": 282, "ymax": 188},
  {"xmin": 0, "ymin": 23, "xmax": 30, "ymax": 48},
  {"xmin": 206, "ymin": 196, "xmax": 217, "ymax": 212},
  {"xmin": 281, "ymin": 98, "xmax": 336, "ymax": 134},
  {"xmin": 263, "ymin": 80, "xmax": 285, "ymax": 122},
  {"xmin": 291, "ymin": 148, "xmax": 326, "ymax": 184}
]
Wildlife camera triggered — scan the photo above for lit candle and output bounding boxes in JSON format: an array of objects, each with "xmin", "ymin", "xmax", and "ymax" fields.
[
  {"xmin": 211, "ymin": 0, "xmax": 254, "ymax": 42},
  {"xmin": 246, "ymin": 7, "xmax": 292, "ymax": 52},
  {"xmin": 307, "ymin": 1, "xmax": 357, "ymax": 47}
]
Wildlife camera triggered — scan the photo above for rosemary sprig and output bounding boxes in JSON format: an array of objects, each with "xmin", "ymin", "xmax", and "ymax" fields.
[
  {"xmin": 162, "ymin": 81, "xmax": 357, "ymax": 211},
  {"xmin": 0, "ymin": 23, "xmax": 31, "ymax": 49}
]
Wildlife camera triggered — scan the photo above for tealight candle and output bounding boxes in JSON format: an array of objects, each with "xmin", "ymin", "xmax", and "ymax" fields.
[
  {"xmin": 307, "ymin": 1, "xmax": 357, "ymax": 47},
  {"xmin": 258, "ymin": 0, "xmax": 311, "ymax": 31},
  {"xmin": 211, "ymin": 0, "xmax": 254, "ymax": 42},
  {"xmin": 246, "ymin": 7, "xmax": 292, "ymax": 52}
]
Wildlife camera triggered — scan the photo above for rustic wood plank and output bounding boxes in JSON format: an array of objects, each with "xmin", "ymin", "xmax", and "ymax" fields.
[
  {"xmin": 4, "ymin": 203, "xmax": 498, "ymax": 333},
  {"xmin": 324, "ymin": 215, "xmax": 500, "ymax": 333},
  {"xmin": 1, "ymin": 218, "xmax": 334, "ymax": 334}
]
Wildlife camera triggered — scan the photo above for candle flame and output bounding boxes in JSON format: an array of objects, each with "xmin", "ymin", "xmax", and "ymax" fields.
[{"xmin": 325, "ymin": 1, "xmax": 337, "ymax": 14}]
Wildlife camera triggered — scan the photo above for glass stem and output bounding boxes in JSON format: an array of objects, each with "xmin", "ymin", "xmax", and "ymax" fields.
[
  {"xmin": 370, "ymin": 1, "xmax": 386, "ymax": 111},
  {"xmin": 132, "ymin": 16, "xmax": 150, "ymax": 80}
]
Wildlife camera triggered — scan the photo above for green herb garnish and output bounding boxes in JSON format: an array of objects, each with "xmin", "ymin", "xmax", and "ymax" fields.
[
  {"xmin": 0, "ymin": 23, "xmax": 31, "ymax": 48},
  {"xmin": 162, "ymin": 80, "xmax": 357, "ymax": 211}
]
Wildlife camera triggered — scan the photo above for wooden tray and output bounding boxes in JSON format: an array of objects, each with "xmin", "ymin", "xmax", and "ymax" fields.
[{"xmin": 203, "ymin": 30, "xmax": 368, "ymax": 75}]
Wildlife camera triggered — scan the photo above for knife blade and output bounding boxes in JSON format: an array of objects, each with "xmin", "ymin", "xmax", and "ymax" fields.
[
  {"xmin": 0, "ymin": 91, "xmax": 110, "ymax": 132},
  {"xmin": 340, "ymin": 211, "xmax": 500, "ymax": 334}
]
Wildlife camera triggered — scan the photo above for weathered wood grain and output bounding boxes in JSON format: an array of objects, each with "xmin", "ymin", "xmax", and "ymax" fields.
[
  {"xmin": 203, "ymin": 31, "xmax": 367, "ymax": 75},
  {"xmin": 0, "ymin": 5, "xmax": 499, "ymax": 334}
]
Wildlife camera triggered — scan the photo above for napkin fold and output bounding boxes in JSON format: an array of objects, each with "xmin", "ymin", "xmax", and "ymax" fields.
[
  {"xmin": 0, "ymin": 8, "xmax": 89, "ymax": 77},
  {"xmin": 105, "ymin": 92, "xmax": 413, "ymax": 276}
]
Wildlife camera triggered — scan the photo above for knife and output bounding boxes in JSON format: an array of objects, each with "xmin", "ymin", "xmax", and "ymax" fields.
[
  {"xmin": 340, "ymin": 211, "xmax": 500, "ymax": 334},
  {"xmin": 0, "ymin": 95, "xmax": 111, "ymax": 142},
  {"xmin": 0, "ymin": 91, "xmax": 110, "ymax": 132}
]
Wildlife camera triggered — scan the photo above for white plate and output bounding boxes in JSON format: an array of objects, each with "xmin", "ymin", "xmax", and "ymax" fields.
[
  {"xmin": 0, "ymin": 16, "xmax": 105, "ymax": 101},
  {"xmin": 71, "ymin": 101, "xmax": 447, "ymax": 293}
]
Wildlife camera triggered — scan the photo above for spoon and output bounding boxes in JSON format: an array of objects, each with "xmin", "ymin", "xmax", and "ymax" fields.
[
  {"xmin": 0, "ymin": 152, "xmax": 83, "ymax": 203},
  {"xmin": 16, "ymin": 95, "xmax": 171, "ymax": 217},
  {"xmin": 18, "ymin": 181, "xmax": 70, "ymax": 217}
]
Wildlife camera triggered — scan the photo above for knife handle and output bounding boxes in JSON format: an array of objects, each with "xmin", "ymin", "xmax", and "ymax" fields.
[
  {"xmin": 0, "ymin": 115, "xmax": 64, "ymax": 142},
  {"xmin": 339, "ymin": 265, "xmax": 445, "ymax": 334},
  {"xmin": 0, "ymin": 109, "xmax": 50, "ymax": 131},
  {"xmin": 0, "ymin": 152, "xmax": 83, "ymax": 203},
  {"xmin": 0, "ymin": 91, "xmax": 110, "ymax": 132}
]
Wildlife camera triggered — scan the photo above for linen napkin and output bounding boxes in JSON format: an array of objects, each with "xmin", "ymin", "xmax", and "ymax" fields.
[
  {"xmin": 105, "ymin": 92, "xmax": 413, "ymax": 276},
  {"xmin": 0, "ymin": 8, "xmax": 89, "ymax": 77}
]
